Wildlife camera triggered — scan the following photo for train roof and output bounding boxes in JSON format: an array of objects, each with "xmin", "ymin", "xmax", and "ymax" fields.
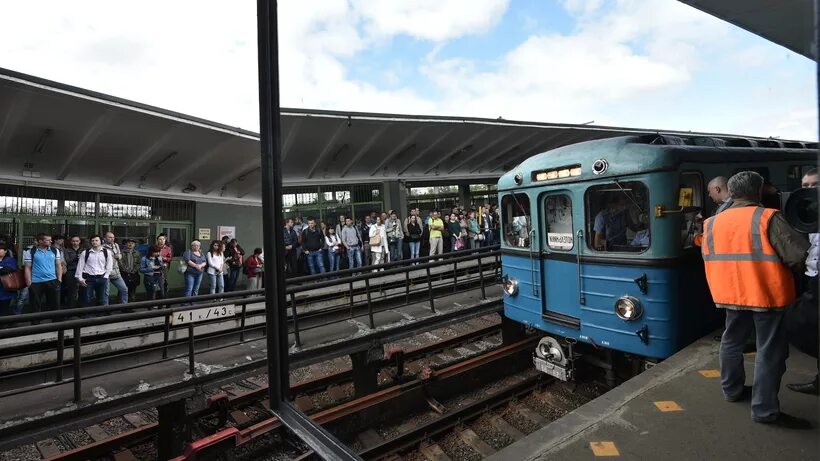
[{"xmin": 498, "ymin": 134, "xmax": 819, "ymax": 191}]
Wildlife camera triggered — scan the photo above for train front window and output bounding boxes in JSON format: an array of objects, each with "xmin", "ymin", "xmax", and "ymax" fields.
[
  {"xmin": 502, "ymin": 193, "xmax": 531, "ymax": 248},
  {"xmin": 545, "ymin": 195, "xmax": 573, "ymax": 250},
  {"xmin": 585, "ymin": 181, "xmax": 650, "ymax": 253}
]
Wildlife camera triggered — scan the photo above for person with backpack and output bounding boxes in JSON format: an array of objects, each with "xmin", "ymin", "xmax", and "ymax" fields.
[
  {"xmin": 75, "ymin": 235, "xmax": 113, "ymax": 307},
  {"xmin": 0, "ymin": 242, "xmax": 20, "ymax": 317},
  {"xmin": 140, "ymin": 245, "xmax": 166, "ymax": 302},
  {"xmin": 24, "ymin": 233, "xmax": 63, "ymax": 314},
  {"xmin": 224, "ymin": 239, "xmax": 245, "ymax": 291}
]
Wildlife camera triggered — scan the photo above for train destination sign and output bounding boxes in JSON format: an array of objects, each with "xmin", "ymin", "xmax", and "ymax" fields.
[
  {"xmin": 172, "ymin": 305, "xmax": 237, "ymax": 325},
  {"xmin": 547, "ymin": 232, "xmax": 573, "ymax": 249}
]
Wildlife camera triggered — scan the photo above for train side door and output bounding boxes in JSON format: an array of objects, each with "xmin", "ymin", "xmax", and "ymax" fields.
[{"xmin": 541, "ymin": 193, "xmax": 581, "ymax": 326}]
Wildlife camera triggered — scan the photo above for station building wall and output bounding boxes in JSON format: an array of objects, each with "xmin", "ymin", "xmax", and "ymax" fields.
[{"xmin": 194, "ymin": 202, "xmax": 263, "ymax": 253}]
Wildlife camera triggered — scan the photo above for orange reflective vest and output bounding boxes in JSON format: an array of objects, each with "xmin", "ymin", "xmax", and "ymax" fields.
[{"xmin": 702, "ymin": 206, "xmax": 795, "ymax": 310}]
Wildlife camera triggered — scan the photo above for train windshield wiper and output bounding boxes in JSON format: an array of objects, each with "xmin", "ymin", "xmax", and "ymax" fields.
[{"xmin": 613, "ymin": 180, "xmax": 644, "ymax": 214}]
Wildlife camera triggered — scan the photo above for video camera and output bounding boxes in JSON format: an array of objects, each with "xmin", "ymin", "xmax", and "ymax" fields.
[{"xmin": 780, "ymin": 188, "xmax": 818, "ymax": 233}]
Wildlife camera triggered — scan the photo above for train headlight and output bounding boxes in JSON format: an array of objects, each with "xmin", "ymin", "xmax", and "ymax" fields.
[
  {"xmin": 502, "ymin": 276, "xmax": 519, "ymax": 296},
  {"xmin": 614, "ymin": 296, "xmax": 643, "ymax": 321}
]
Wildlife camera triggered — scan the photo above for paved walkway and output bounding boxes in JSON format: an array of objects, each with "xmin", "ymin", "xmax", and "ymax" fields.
[{"xmin": 490, "ymin": 332, "xmax": 819, "ymax": 461}]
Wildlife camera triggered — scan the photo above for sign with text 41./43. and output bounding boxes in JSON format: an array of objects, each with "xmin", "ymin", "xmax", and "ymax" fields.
[{"xmin": 172, "ymin": 305, "xmax": 236, "ymax": 325}]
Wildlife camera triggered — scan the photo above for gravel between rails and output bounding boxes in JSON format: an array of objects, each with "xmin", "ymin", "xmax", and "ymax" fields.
[
  {"xmin": 438, "ymin": 432, "xmax": 482, "ymax": 461},
  {"xmin": 469, "ymin": 414, "xmax": 514, "ymax": 450},
  {"xmin": 0, "ymin": 444, "xmax": 40, "ymax": 461},
  {"xmin": 100, "ymin": 417, "xmax": 136, "ymax": 436},
  {"xmin": 129, "ymin": 439, "xmax": 158, "ymax": 460}
]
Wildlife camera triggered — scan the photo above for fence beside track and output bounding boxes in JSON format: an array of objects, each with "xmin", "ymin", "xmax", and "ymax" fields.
[{"xmin": 0, "ymin": 246, "xmax": 502, "ymax": 451}]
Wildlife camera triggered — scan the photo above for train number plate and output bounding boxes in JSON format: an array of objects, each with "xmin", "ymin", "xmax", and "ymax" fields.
[
  {"xmin": 172, "ymin": 305, "xmax": 236, "ymax": 325},
  {"xmin": 534, "ymin": 356, "xmax": 572, "ymax": 381}
]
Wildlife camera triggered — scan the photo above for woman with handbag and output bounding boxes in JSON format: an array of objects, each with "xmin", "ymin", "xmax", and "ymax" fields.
[
  {"xmin": 0, "ymin": 242, "xmax": 20, "ymax": 317},
  {"xmin": 368, "ymin": 216, "xmax": 389, "ymax": 268},
  {"xmin": 206, "ymin": 240, "xmax": 225, "ymax": 294},
  {"xmin": 406, "ymin": 215, "xmax": 423, "ymax": 262},
  {"xmin": 325, "ymin": 227, "xmax": 342, "ymax": 273},
  {"xmin": 182, "ymin": 241, "xmax": 207, "ymax": 302},
  {"xmin": 245, "ymin": 248, "xmax": 264, "ymax": 290},
  {"xmin": 466, "ymin": 211, "xmax": 480, "ymax": 250},
  {"xmin": 447, "ymin": 213, "xmax": 464, "ymax": 252}
]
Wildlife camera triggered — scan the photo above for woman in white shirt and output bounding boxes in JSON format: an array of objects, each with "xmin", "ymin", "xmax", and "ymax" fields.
[
  {"xmin": 325, "ymin": 226, "xmax": 342, "ymax": 273},
  {"xmin": 368, "ymin": 216, "xmax": 390, "ymax": 267},
  {"xmin": 206, "ymin": 240, "xmax": 225, "ymax": 294}
]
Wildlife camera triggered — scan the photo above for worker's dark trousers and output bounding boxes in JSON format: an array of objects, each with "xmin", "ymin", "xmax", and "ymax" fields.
[{"xmin": 720, "ymin": 309, "xmax": 788, "ymax": 422}]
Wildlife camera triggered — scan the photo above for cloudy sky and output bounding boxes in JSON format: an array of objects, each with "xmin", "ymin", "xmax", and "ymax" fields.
[{"xmin": 1, "ymin": 0, "xmax": 816, "ymax": 140}]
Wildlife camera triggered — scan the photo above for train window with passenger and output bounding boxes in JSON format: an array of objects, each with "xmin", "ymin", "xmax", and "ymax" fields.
[
  {"xmin": 501, "ymin": 193, "xmax": 531, "ymax": 248},
  {"xmin": 544, "ymin": 195, "xmax": 573, "ymax": 250},
  {"xmin": 585, "ymin": 182, "xmax": 649, "ymax": 252},
  {"xmin": 679, "ymin": 172, "xmax": 704, "ymax": 249}
]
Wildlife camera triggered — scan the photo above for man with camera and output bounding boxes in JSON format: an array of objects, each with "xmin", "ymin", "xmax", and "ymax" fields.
[{"xmin": 786, "ymin": 168, "xmax": 819, "ymax": 395}]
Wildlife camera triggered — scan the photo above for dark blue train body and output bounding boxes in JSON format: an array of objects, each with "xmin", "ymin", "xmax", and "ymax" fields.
[{"xmin": 498, "ymin": 135, "xmax": 817, "ymax": 380}]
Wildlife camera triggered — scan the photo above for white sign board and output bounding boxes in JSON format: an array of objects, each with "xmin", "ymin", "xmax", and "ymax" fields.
[
  {"xmin": 217, "ymin": 226, "xmax": 236, "ymax": 240},
  {"xmin": 171, "ymin": 305, "xmax": 236, "ymax": 325},
  {"xmin": 547, "ymin": 232, "xmax": 573, "ymax": 249},
  {"xmin": 198, "ymin": 228, "xmax": 211, "ymax": 240}
]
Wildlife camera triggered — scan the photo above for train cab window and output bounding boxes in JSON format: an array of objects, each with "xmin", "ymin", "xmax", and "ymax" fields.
[
  {"xmin": 501, "ymin": 193, "xmax": 531, "ymax": 248},
  {"xmin": 544, "ymin": 195, "xmax": 573, "ymax": 250},
  {"xmin": 787, "ymin": 165, "xmax": 817, "ymax": 190},
  {"xmin": 585, "ymin": 182, "xmax": 649, "ymax": 252},
  {"xmin": 679, "ymin": 172, "xmax": 704, "ymax": 249}
]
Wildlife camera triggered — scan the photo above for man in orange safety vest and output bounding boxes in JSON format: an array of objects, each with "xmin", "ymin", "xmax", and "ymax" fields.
[{"xmin": 702, "ymin": 170, "xmax": 809, "ymax": 428}]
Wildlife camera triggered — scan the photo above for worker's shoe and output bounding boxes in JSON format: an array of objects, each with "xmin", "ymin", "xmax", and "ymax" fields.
[
  {"xmin": 787, "ymin": 376, "xmax": 819, "ymax": 395},
  {"xmin": 725, "ymin": 385, "xmax": 752, "ymax": 402},
  {"xmin": 754, "ymin": 413, "xmax": 812, "ymax": 430}
]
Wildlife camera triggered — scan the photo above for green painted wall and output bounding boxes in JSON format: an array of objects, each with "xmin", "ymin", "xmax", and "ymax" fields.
[{"xmin": 194, "ymin": 202, "xmax": 264, "ymax": 253}]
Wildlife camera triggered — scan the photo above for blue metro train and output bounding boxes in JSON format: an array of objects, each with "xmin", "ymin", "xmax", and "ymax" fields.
[{"xmin": 498, "ymin": 134, "xmax": 817, "ymax": 381}]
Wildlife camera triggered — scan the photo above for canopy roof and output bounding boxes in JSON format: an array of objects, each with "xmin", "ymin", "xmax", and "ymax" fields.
[
  {"xmin": 679, "ymin": 0, "xmax": 816, "ymax": 59},
  {"xmin": 3, "ymin": 68, "xmax": 803, "ymax": 205}
]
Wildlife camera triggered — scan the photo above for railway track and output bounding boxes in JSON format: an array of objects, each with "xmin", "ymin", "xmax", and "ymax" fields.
[
  {"xmin": 178, "ymin": 334, "xmax": 605, "ymax": 461},
  {"xmin": 1, "ymin": 314, "xmax": 505, "ymax": 461}
]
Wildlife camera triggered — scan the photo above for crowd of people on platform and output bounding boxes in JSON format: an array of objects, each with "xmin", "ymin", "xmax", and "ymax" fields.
[
  {"xmin": 282, "ymin": 204, "xmax": 500, "ymax": 276},
  {"xmin": 0, "ymin": 204, "xmax": 500, "ymax": 318},
  {"xmin": 0, "ymin": 231, "xmax": 249, "ymax": 318}
]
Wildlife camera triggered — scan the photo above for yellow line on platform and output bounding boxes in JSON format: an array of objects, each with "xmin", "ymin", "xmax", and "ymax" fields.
[{"xmin": 590, "ymin": 441, "xmax": 620, "ymax": 457}]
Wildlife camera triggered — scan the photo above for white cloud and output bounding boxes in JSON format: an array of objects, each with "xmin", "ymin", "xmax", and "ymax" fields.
[
  {"xmin": 0, "ymin": 0, "xmax": 815, "ymax": 141},
  {"xmin": 353, "ymin": 0, "xmax": 509, "ymax": 42}
]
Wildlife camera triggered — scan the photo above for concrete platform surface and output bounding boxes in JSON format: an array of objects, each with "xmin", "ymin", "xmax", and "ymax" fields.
[{"xmin": 489, "ymin": 332, "xmax": 819, "ymax": 461}]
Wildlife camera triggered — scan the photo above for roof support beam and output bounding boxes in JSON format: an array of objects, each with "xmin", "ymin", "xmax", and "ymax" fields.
[
  {"xmin": 339, "ymin": 124, "xmax": 390, "ymax": 178},
  {"xmin": 306, "ymin": 121, "xmax": 348, "ymax": 179},
  {"xmin": 114, "ymin": 126, "xmax": 180, "ymax": 186},
  {"xmin": 236, "ymin": 169, "xmax": 263, "ymax": 198},
  {"xmin": 368, "ymin": 127, "xmax": 423, "ymax": 176},
  {"xmin": 446, "ymin": 128, "xmax": 523, "ymax": 174},
  {"xmin": 470, "ymin": 130, "xmax": 542, "ymax": 173},
  {"xmin": 56, "ymin": 111, "xmax": 113, "ymax": 180},
  {"xmin": 201, "ymin": 157, "xmax": 260, "ymax": 195},
  {"xmin": 489, "ymin": 130, "xmax": 590, "ymax": 172},
  {"xmin": 0, "ymin": 93, "xmax": 31, "ymax": 156},
  {"xmin": 279, "ymin": 118, "xmax": 303, "ymax": 161},
  {"xmin": 423, "ymin": 127, "xmax": 491, "ymax": 175},
  {"xmin": 160, "ymin": 136, "xmax": 235, "ymax": 191},
  {"xmin": 395, "ymin": 127, "xmax": 455, "ymax": 176}
]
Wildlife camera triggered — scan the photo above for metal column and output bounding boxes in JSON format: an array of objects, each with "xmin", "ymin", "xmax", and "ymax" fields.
[{"xmin": 257, "ymin": 1, "xmax": 361, "ymax": 459}]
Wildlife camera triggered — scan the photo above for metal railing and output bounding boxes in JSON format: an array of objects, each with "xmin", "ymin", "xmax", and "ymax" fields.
[{"xmin": 0, "ymin": 245, "xmax": 500, "ymax": 409}]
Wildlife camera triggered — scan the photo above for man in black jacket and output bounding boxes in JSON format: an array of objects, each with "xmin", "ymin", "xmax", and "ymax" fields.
[{"xmin": 302, "ymin": 218, "xmax": 325, "ymax": 275}]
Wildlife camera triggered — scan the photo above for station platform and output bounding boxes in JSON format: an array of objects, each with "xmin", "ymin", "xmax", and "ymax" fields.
[{"xmin": 489, "ymin": 331, "xmax": 819, "ymax": 461}]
